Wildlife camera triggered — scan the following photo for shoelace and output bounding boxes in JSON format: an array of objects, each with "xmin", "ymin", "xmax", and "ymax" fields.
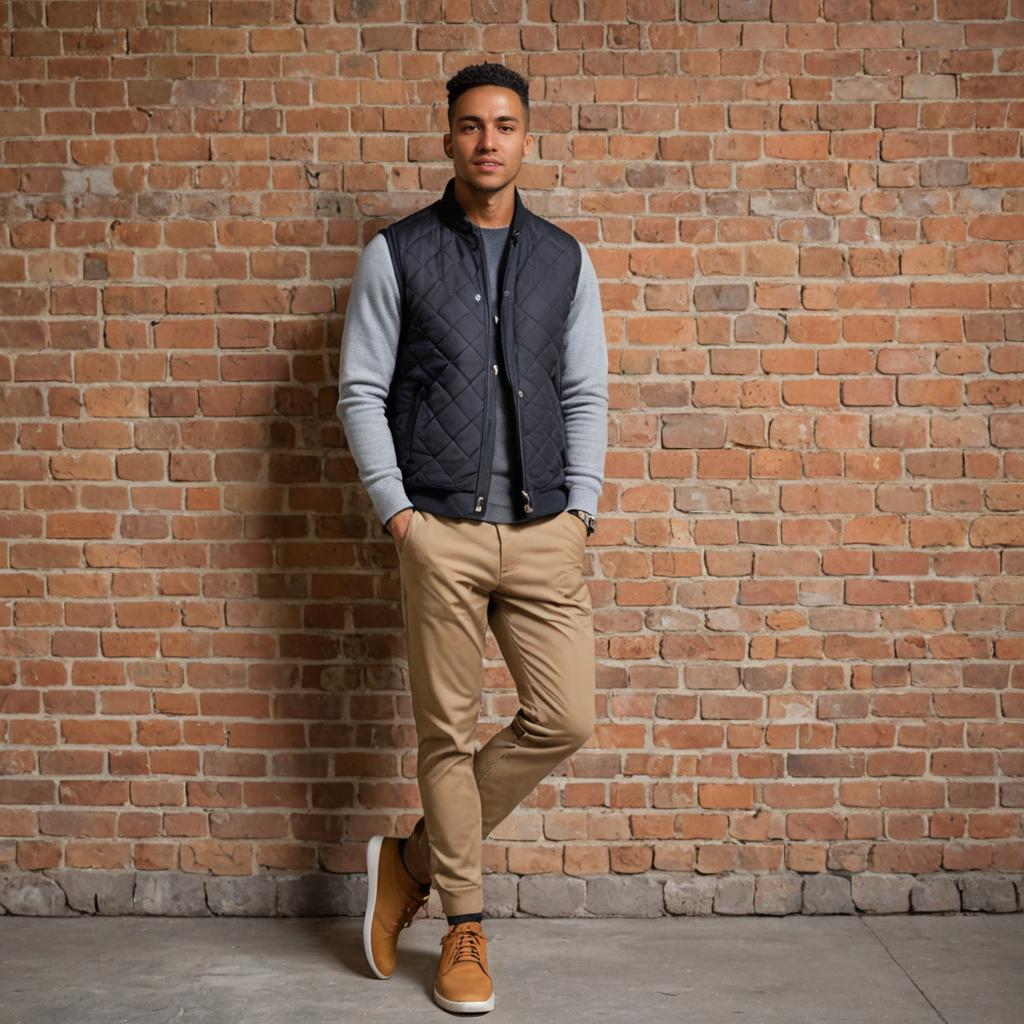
[
  {"xmin": 442, "ymin": 926, "xmax": 485, "ymax": 967},
  {"xmin": 398, "ymin": 889, "xmax": 429, "ymax": 930}
]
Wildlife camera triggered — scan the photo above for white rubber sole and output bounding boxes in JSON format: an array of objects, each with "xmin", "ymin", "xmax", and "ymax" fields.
[
  {"xmin": 432, "ymin": 987, "xmax": 495, "ymax": 1013},
  {"xmin": 362, "ymin": 834, "xmax": 390, "ymax": 980}
]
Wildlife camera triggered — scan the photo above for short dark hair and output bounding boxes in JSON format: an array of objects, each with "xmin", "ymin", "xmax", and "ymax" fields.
[{"xmin": 446, "ymin": 62, "xmax": 530, "ymax": 130}]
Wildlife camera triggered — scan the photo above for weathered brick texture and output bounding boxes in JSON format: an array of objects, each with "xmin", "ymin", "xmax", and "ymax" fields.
[{"xmin": 0, "ymin": 4, "xmax": 1022, "ymax": 914}]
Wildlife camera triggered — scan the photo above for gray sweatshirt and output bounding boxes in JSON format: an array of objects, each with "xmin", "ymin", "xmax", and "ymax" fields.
[{"xmin": 336, "ymin": 225, "xmax": 608, "ymax": 527}]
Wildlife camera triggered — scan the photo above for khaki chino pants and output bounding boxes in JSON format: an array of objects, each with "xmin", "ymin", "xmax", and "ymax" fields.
[{"xmin": 396, "ymin": 507, "xmax": 596, "ymax": 916}]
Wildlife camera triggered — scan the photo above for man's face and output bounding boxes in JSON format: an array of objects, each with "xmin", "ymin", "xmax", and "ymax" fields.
[{"xmin": 444, "ymin": 84, "xmax": 533, "ymax": 193}]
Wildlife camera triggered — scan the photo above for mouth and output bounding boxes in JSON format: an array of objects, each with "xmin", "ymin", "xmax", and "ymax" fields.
[{"xmin": 474, "ymin": 160, "xmax": 502, "ymax": 170}]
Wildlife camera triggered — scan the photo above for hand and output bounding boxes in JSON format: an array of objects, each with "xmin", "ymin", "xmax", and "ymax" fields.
[
  {"xmin": 387, "ymin": 507, "xmax": 415, "ymax": 551},
  {"xmin": 565, "ymin": 508, "xmax": 590, "ymax": 539}
]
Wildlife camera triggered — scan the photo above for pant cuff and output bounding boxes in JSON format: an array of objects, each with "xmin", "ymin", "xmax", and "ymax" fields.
[{"xmin": 439, "ymin": 891, "xmax": 484, "ymax": 917}]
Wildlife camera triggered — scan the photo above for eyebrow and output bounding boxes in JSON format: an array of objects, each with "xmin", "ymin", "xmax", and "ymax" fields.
[{"xmin": 456, "ymin": 114, "xmax": 519, "ymax": 124}]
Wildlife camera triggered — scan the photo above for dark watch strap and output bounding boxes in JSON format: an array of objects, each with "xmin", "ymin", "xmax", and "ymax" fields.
[{"xmin": 567, "ymin": 508, "xmax": 596, "ymax": 535}]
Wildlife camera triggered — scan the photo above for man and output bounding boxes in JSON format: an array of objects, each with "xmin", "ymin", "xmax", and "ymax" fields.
[{"xmin": 336, "ymin": 61, "xmax": 608, "ymax": 1014}]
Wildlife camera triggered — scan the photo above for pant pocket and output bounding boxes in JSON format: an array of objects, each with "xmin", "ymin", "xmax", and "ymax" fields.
[{"xmin": 399, "ymin": 509, "xmax": 423, "ymax": 557}]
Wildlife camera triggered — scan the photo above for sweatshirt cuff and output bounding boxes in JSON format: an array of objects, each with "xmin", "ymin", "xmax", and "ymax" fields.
[
  {"xmin": 566, "ymin": 486, "xmax": 600, "ymax": 519},
  {"xmin": 368, "ymin": 480, "xmax": 414, "ymax": 527}
]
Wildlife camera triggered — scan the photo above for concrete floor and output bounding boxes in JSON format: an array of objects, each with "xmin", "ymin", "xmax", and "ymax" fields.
[{"xmin": 0, "ymin": 914, "xmax": 1021, "ymax": 1023}]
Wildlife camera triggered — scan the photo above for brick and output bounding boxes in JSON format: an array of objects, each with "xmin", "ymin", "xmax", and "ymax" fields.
[
  {"xmin": 802, "ymin": 874, "xmax": 855, "ymax": 915},
  {"xmin": 482, "ymin": 872, "xmax": 518, "ymax": 918},
  {"xmin": 585, "ymin": 874, "xmax": 664, "ymax": 917},
  {"xmin": 133, "ymin": 872, "xmax": 208, "ymax": 916},
  {"xmin": 754, "ymin": 873, "xmax": 803, "ymax": 915},
  {"xmin": 0, "ymin": 872, "xmax": 72, "ymax": 916},
  {"xmin": 205, "ymin": 875, "xmax": 276, "ymax": 916},
  {"xmin": 713, "ymin": 873, "xmax": 756, "ymax": 914},
  {"xmin": 693, "ymin": 284, "xmax": 748, "ymax": 311},
  {"xmin": 960, "ymin": 873, "xmax": 1018, "ymax": 913},
  {"xmin": 664, "ymin": 874, "xmax": 717, "ymax": 916},
  {"xmin": 910, "ymin": 873, "xmax": 961, "ymax": 913},
  {"xmin": 276, "ymin": 873, "xmax": 363, "ymax": 916},
  {"xmin": 518, "ymin": 874, "xmax": 586, "ymax": 917},
  {"xmin": 851, "ymin": 873, "xmax": 913, "ymax": 913},
  {"xmin": 46, "ymin": 868, "xmax": 136, "ymax": 914}
]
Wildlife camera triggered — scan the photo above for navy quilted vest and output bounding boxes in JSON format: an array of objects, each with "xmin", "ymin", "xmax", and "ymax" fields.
[{"xmin": 378, "ymin": 176, "xmax": 583, "ymax": 523}]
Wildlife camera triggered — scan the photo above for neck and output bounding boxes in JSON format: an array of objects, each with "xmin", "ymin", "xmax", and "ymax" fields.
[{"xmin": 453, "ymin": 175, "xmax": 515, "ymax": 229}]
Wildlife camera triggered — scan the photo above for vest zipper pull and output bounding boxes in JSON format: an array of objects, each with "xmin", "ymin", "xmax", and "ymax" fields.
[{"xmin": 475, "ymin": 496, "xmax": 485, "ymax": 512}]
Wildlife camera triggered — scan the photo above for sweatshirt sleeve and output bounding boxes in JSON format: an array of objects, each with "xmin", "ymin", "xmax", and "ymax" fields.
[
  {"xmin": 335, "ymin": 231, "xmax": 414, "ymax": 527},
  {"xmin": 559, "ymin": 241, "xmax": 609, "ymax": 518}
]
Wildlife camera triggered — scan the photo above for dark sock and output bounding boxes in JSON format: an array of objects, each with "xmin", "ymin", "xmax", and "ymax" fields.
[{"xmin": 446, "ymin": 912, "xmax": 483, "ymax": 926}]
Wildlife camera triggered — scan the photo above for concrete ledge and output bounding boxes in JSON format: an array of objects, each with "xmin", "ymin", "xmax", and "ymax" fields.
[{"xmin": 0, "ymin": 868, "xmax": 1019, "ymax": 917}]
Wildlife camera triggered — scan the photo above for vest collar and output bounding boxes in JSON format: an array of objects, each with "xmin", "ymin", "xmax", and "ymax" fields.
[{"xmin": 438, "ymin": 174, "xmax": 528, "ymax": 238}]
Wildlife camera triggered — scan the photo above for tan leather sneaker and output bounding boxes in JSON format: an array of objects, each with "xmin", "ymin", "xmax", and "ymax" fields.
[
  {"xmin": 362, "ymin": 835, "xmax": 431, "ymax": 980},
  {"xmin": 433, "ymin": 921, "xmax": 495, "ymax": 1013}
]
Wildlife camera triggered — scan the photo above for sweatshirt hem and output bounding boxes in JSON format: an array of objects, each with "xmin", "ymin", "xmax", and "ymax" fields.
[{"xmin": 406, "ymin": 485, "xmax": 568, "ymax": 523}]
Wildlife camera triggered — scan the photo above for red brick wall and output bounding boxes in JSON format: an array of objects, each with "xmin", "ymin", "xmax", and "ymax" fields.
[{"xmin": 1, "ymin": 2, "xmax": 1022, "ymax": 893}]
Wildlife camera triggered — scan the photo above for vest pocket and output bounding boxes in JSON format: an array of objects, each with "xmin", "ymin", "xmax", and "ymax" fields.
[
  {"xmin": 405, "ymin": 383, "xmax": 427, "ymax": 458},
  {"xmin": 544, "ymin": 376, "xmax": 568, "ymax": 483},
  {"xmin": 553, "ymin": 388, "xmax": 567, "ymax": 461}
]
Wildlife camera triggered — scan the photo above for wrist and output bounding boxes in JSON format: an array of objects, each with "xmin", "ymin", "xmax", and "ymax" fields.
[
  {"xmin": 386, "ymin": 506, "xmax": 413, "ymax": 532},
  {"xmin": 566, "ymin": 507, "xmax": 596, "ymax": 535}
]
